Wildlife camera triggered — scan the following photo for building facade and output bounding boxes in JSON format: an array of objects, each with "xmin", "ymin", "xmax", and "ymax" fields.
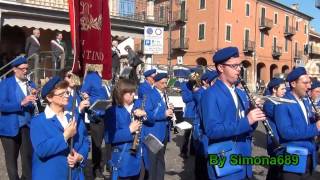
[{"xmin": 154, "ymin": 0, "xmax": 312, "ymax": 88}]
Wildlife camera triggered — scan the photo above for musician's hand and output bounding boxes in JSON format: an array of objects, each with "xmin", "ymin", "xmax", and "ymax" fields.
[
  {"xmin": 21, "ymin": 95, "xmax": 37, "ymax": 106},
  {"xmin": 63, "ymin": 119, "xmax": 77, "ymax": 140},
  {"xmin": 67, "ymin": 149, "xmax": 84, "ymax": 168},
  {"xmin": 165, "ymin": 109, "xmax": 174, "ymax": 118},
  {"xmin": 168, "ymin": 103, "xmax": 174, "ymax": 110},
  {"xmin": 129, "ymin": 120, "xmax": 141, "ymax": 133},
  {"xmin": 316, "ymin": 121, "xmax": 320, "ymax": 131},
  {"xmin": 81, "ymin": 92, "xmax": 89, "ymax": 100},
  {"xmin": 247, "ymin": 108, "xmax": 266, "ymax": 125},
  {"xmin": 133, "ymin": 109, "xmax": 146, "ymax": 117},
  {"xmin": 79, "ymin": 99, "xmax": 90, "ymax": 112},
  {"xmin": 253, "ymin": 96, "xmax": 265, "ymax": 108}
]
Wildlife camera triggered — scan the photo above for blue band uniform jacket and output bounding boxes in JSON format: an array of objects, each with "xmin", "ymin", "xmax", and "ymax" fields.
[
  {"xmin": 0, "ymin": 76, "xmax": 36, "ymax": 136},
  {"xmin": 30, "ymin": 108, "xmax": 89, "ymax": 180},
  {"xmin": 200, "ymin": 79, "xmax": 258, "ymax": 180},
  {"xmin": 274, "ymin": 91, "xmax": 319, "ymax": 170},
  {"xmin": 104, "ymin": 102, "xmax": 142, "ymax": 177}
]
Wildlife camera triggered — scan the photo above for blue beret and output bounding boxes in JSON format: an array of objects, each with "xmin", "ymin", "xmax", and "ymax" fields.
[
  {"xmin": 11, "ymin": 56, "xmax": 27, "ymax": 67},
  {"xmin": 143, "ymin": 69, "xmax": 156, "ymax": 77},
  {"xmin": 213, "ymin": 47, "xmax": 239, "ymax": 64},
  {"xmin": 286, "ymin": 67, "xmax": 307, "ymax": 82},
  {"xmin": 311, "ymin": 80, "xmax": 320, "ymax": 90},
  {"xmin": 154, "ymin": 73, "xmax": 168, "ymax": 82},
  {"xmin": 268, "ymin": 78, "xmax": 285, "ymax": 90},
  {"xmin": 41, "ymin": 76, "xmax": 62, "ymax": 98},
  {"xmin": 207, "ymin": 70, "xmax": 219, "ymax": 83}
]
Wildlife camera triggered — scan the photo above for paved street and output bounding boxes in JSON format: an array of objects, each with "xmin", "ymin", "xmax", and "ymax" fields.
[{"xmin": 1, "ymin": 123, "xmax": 320, "ymax": 180}]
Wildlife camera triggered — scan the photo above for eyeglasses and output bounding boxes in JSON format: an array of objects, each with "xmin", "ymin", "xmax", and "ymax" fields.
[
  {"xmin": 222, "ymin": 63, "xmax": 243, "ymax": 70},
  {"xmin": 16, "ymin": 67, "xmax": 29, "ymax": 71},
  {"xmin": 53, "ymin": 91, "xmax": 70, "ymax": 97}
]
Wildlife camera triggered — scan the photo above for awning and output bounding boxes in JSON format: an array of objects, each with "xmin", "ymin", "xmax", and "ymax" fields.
[{"xmin": 3, "ymin": 17, "xmax": 70, "ymax": 32}]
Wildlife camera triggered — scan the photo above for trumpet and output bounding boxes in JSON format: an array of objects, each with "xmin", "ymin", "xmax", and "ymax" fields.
[{"xmin": 130, "ymin": 95, "xmax": 146, "ymax": 154}]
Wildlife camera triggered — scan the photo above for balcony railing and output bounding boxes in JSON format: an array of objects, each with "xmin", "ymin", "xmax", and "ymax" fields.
[
  {"xmin": 6, "ymin": 0, "xmax": 168, "ymax": 25},
  {"xmin": 259, "ymin": 18, "xmax": 273, "ymax": 30},
  {"xmin": 243, "ymin": 40, "xmax": 255, "ymax": 53},
  {"xmin": 272, "ymin": 46, "xmax": 282, "ymax": 57},
  {"xmin": 294, "ymin": 50, "xmax": 302, "ymax": 59},
  {"xmin": 310, "ymin": 45, "xmax": 320, "ymax": 55},
  {"xmin": 10, "ymin": 0, "xmax": 68, "ymax": 10},
  {"xmin": 172, "ymin": 38, "xmax": 189, "ymax": 50},
  {"xmin": 173, "ymin": 9, "xmax": 188, "ymax": 22},
  {"xmin": 284, "ymin": 26, "xmax": 295, "ymax": 37}
]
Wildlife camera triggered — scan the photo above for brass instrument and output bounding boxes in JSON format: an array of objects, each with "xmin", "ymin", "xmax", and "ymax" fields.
[
  {"xmin": 26, "ymin": 76, "xmax": 39, "ymax": 116},
  {"xmin": 187, "ymin": 71, "xmax": 202, "ymax": 91},
  {"xmin": 130, "ymin": 95, "xmax": 146, "ymax": 154},
  {"xmin": 238, "ymin": 76, "xmax": 283, "ymax": 153},
  {"xmin": 307, "ymin": 95, "xmax": 320, "ymax": 122}
]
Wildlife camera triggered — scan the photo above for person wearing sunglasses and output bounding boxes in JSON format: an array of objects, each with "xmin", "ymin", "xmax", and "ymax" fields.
[
  {"xmin": 0, "ymin": 56, "xmax": 37, "ymax": 180},
  {"xmin": 30, "ymin": 76, "xmax": 89, "ymax": 180}
]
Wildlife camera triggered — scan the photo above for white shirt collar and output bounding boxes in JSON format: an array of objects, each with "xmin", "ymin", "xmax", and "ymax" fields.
[
  {"xmin": 15, "ymin": 76, "xmax": 26, "ymax": 84},
  {"xmin": 44, "ymin": 105, "xmax": 68, "ymax": 119},
  {"xmin": 124, "ymin": 103, "xmax": 134, "ymax": 114}
]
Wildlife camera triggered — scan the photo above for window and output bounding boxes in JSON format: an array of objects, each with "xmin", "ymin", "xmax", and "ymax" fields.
[
  {"xmin": 244, "ymin": 29, "xmax": 250, "ymax": 48},
  {"xmin": 285, "ymin": 16, "xmax": 289, "ymax": 30},
  {"xmin": 260, "ymin": 32, "xmax": 264, "ymax": 47},
  {"xmin": 296, "ymin": 21, "xmax": 299, "ymax": 31},
  {"xmin": 304, "ymin": 24, "xmax": 307, "ymax": 34},
  {"xmin": 226, "ymin": 25, "xmax": 232, "ymax": 41},
  {"xmin": 198, "ymin": 24, "xmax": 205, "ymax": 40},
  {"xmin": 159, "ymin": 6, "xmax": 164, "ymax": 19},
  {"xmin": 274, "ymin": 13, "xmax": 278, "ymax": 24},
  {"xmin": 273, "ymin": 37, "xmax": 277, "ymax": 49},
  {"xmin": 227, "ymin": 0, "xmax": 232, "ymax": 10},
  {"xmin": 245, "ymin": 3, "xmax": 250, "ymax": 16},
  {"xmin": 284, "ymin": 39, "xmax": 288, "ymax": 52},
  {"xmin": 295, "ymin": 42, "xmax": 298, "ymax": 56},
  {"xmin": 200, "ymin": 0, "xmax": 206, "ymax": 9}
]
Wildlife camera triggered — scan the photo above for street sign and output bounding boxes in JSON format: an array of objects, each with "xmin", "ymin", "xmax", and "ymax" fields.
[{"xmin": 144, "ymin": 26, "xmax": 164, "ymax": 54}]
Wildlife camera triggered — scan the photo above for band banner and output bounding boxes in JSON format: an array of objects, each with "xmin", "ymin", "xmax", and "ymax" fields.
[{"xmin": 68, "ymin": 0, "xmax": 112, "ymax": 79}]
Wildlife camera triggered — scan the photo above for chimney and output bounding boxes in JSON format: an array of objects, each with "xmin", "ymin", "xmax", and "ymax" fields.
[{"xmin": 291, "ymin": 3, "xmax": 299, "ymax": 10}]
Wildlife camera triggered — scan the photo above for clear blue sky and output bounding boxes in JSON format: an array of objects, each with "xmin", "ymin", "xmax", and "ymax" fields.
[{"xmin": 278, "ymin": 0, "xmax": 320, "ymax": 32}]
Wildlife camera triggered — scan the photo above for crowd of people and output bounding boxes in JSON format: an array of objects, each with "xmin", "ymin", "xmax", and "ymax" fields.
[{"xmin": 1, "ymin": 45, "xmax": 320, "ymax": 180}]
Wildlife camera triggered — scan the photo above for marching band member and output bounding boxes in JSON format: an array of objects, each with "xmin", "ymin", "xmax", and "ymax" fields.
[
  {"xmin": 143, "ymin": 73, "xmax": 174, "ymax": 180},
  {"xmin": 30, "ymin": 76, "xmax": 89, "ymax": 179},
  {"xmin": 138, "ymin": 69, "xmax": 157, "ymax": 99},
  {"xmin": 263, "ymin": 77, "xmax": 286, "ymax": 180},
  {"xmin": 309, "ymin": 80, "xmax": 320, "ymax": 108},
  {"xmin": 201, "ymin": 47, "xmax": 265, "ymax": 179},
  {"xmin": 274, "ymin": 67, "xmax": 320, "ymax": 180},
  {"xmin": 191, "ymin": 70, "xmax": 218, "ymax": 180},
  {"xmin": 81, "ymin": 66, "xmax": 108, "ymax": 178},
  {"xmin": 104, "ymin": 79, "xmax": 145, "ymax": 180},
  {"xmin": 0, "ymin": 56, "xmax": 36, "ymax": 180}
]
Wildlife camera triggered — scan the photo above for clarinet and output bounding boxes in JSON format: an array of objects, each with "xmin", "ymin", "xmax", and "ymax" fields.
[
  {"xmin": 26, "ymin": 78, "xmax": 39, "ymax": 116},
  {"xmin": 238, "ymin": 76, "xmax": 282, "ymax": 152},
  {"xmin": 164, "ymin": 90, "xmax": 178, "ymax": 134},
  {"xmin": 130, "ymin": 95, "xmax": 146, "ymax": 154}
]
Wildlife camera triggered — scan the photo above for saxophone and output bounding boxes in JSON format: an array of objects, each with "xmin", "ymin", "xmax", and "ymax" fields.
[{"xmin": 130, "ymin": 95, "xmax": 146, "ymax": 154}]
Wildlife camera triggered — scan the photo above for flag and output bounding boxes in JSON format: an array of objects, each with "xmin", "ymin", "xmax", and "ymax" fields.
[{"xmin": 68, "ymin": 0, "xmax": 112, "ymax": 79}]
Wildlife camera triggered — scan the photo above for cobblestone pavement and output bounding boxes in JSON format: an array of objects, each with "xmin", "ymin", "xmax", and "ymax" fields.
[{"xmin": 1, "ymin": 123, "xmax": 320, "ymax": 180}]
